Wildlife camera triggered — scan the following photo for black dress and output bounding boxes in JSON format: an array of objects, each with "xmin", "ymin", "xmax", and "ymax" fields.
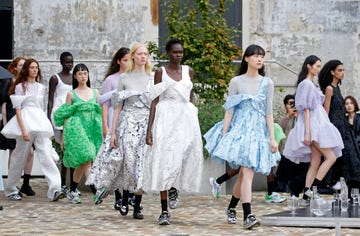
[
  {"xmin": 0, "ymin": 78, "xmax": 16, "ymax": 150},
  {"xmin": 328, "ymin": 85, "xmax": 360, "ymax": 185}
]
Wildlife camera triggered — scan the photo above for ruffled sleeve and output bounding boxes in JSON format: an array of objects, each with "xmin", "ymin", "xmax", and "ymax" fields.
[
  {"xmin": 10, "ymin": 95, "xmax": 28, "ymax": 109},
  {"xmin": 53, "ymin": 103, "xmax": 76, "ymax": 127},
  {"xmin": 295, "ymin": 80, "xmax": 319, "ymax": 111}
]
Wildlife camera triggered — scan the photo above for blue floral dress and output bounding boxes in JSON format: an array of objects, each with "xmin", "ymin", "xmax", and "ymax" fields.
[{"xmin": 204, "ymin": 77, "xmax": 280, "ymax": 175}]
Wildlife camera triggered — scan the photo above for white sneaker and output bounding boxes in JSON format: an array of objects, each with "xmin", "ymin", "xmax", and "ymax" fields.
[
  {"xmin": 332, "ymin": 181, "xmax": 341, "ymax": 191},
  {"xmin": 265, "ymin": 192, "xmax": 286, "ymax": 203},
  {"xmin": 209, "ymin": 177, "xmax": 221, "ymax": 198}
]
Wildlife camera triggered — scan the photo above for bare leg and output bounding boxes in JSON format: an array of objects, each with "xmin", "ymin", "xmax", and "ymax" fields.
[
  {"xmin": 240, "ymin": 167, "xmax": 254, "ymax": 203},
  {"xmin": 312, "ymin": 142, "xmax": 337, "ymax": 181},
  {"xmin": 305, "ymin": 144, "xmax": 322, "ymax": 188}
]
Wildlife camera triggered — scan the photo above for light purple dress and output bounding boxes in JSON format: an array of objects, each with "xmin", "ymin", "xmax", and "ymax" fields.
[
  {"xmin": 283, "ymin": 79, "xmax": 344, "ymax": 163},
  {"xmin": 100, "ymin": 72, "xmax": 121, "ymax": 129}
]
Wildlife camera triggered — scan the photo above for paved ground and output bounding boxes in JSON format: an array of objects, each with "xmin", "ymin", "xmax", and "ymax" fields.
[{"xmin": 0, "ymin": 178, "xmax": 359, "ymax": 235}]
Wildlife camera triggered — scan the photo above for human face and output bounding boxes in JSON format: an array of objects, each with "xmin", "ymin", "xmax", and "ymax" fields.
[
  {"xmin": 132, "ymin": 46, "xmax": 149, "ymax": 66},
  {"xmin": 74, "ymin": 69, "xmax": 89, "ymax": 85},
  {"xmin": 245, "ymin": 54, "xmax": 264, "ymax": 70},
  {"xmin": 345, "ymin": 98, "xmax": 355, "ymax": 114},
  {"xmin": 168, "ymin": 43, "xmax": 184, "ymax": 64},
  {"xmin": 285, "ymin": 99, "xmax": 296, "ymax": 113},
  {"xmin": 16, "ymin": 59, "xmax": 25, "ymax": 74},
  {"xmin": 28, "ymin": 62, "xmax": 39, "ymax": 79},
  {"xmin": 308, "ymin": 60, "xmax": 321, "ymax": 77},
  {"xmin": 118, "ymin": 53, "xmax": 130, "ymax": 71},
  {"xmin": 331, "ymin": 64, "xmax": 344, "ymax": 81},
  {"xmin": 61, "ymin": 56, "xmax": 74, "ymax": 72}
]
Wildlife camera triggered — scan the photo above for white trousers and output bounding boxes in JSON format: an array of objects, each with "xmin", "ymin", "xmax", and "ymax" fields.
[{"xmin": 5, "ymin": 135, "xmax": 61, "ymax": 200}]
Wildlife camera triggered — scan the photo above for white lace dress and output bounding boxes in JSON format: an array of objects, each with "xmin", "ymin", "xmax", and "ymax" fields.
[{"xmin": 143, "ymin": 66, "xmax": 204, "ymax": 193}]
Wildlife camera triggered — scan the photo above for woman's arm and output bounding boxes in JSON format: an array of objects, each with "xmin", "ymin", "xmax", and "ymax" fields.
[
  {"xmin": 101, "ymin": 104, "xmax": 109, "ymax": 137},
  {"xmin": 146, "ymin": 68, "xmax": 162, "ymax": 145},
  {"xmin": 15, "ymin": 108, "xmax": 30, "ymax": 141},
  {"xmin": 189, "ymin": 67, "xmax": 195, "ymax": 103},
  {"xmin": 266, "ymin": 114, "xmax": 278, "ymax": 153},
  {"xmin": 303, "ymin": 108, "xmax": 311, "ymax": 145},
  {"xmin": 110, "ymin": 105, "xmax": 122, "ymax": 148},
  {"xmin": 323, "ymin": 86, "xmax": 333, "ymax": 114},
  {"xmin": 1, "ymin": 103, "xmax": 7, "ymax": 126},
  {"xmin": 222, "ymin": 111, "xmax": 233, "ymax": 136},
  {"xmin": 47, "ymin": 75, "xmax": 58, "ymax": 120}
]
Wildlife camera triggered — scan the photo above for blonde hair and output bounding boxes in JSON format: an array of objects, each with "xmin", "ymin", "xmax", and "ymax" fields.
[{"xmin": 126, "ymin": 42, "xmax": 152, "ymax": 75}]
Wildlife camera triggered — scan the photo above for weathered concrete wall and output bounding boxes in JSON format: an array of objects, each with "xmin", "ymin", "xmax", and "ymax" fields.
[
  {"xmin": 13, "ymin": 0, "xmax": 158, "ymax": 88},
  {"xmin": 243, "ymin": 0, "xmax": 360, "ymax": 113}
]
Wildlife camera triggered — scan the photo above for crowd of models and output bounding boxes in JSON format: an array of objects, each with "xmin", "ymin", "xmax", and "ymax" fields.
[{"xmin": 0, "ymin": 41, "xmax": 359, "ymax": 230}]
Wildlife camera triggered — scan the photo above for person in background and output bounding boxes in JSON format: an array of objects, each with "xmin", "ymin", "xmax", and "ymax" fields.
[
  {"xmin": 47, "ymin": 52, "xmax": 74, "ymax": 194},
  {"xmin": 0, "ymin": 57, "xmax": 35, "ymax": 197},
  {"xmin": 204, "ymin": 45, "xmax": 280, "ymax": 229},
  {"xmin": 97, "ymin": 47, "xmax": 131, "ymax": 210},
  {"xmin": 318, "ymin": 60, "xmax": 360, "ymax": 193},
  {"xmin": 344, "ymin": 96, "xmax": 360, "ymax": 195},
  {"xmin": 2, "ymin": 58, "xmax": 64, "ymax": 201},
  {"xmin": 283, "ymin": 55, "xmax": 344, "ymax": 205},
  {"xmin": 275, "ymin": 94, "xmax": 309, "ymax": 197},
  {"xmin": 54, "ymin": 63, "xmax": 108, "ymax": 204}
]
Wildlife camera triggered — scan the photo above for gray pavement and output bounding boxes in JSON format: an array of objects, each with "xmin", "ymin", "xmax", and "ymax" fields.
[{"xmin": 0, "ymin": 178, "xmax": 359, "ymax": 235}]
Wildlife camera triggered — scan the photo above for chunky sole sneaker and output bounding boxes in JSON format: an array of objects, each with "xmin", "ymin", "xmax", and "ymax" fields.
[
  {"xmin": 114, "ymin": 199, "xmax": 122, "ymax": 210},
  {"xmin": 133, "ymin": 210, "xmax": 144, "ymax": 220},
  {"xmin": 51, "ymin": 191, "xmax": 65, "ymax": 202},
  {"xmin": 168, "ymin": 188, "xmax": 180, "ymax": 209},
  {"xmin": 93, "ymin": 188, "xmax": 109, "ymax": 205},
  {"xmin": 20, "ymin": 184, "xmax": 36, "ymax": 196},
  {"xmin": 227, "ymin": 208, "xmax": 237, "ymax": 224},
  {"xmin": 66, "ymin": 190, "xmax": 81, "ymax": 204},
  {"xmin": 158, "ymin": 211, "xmax": 171, "ymax": 225},
  {"xmin": 265, "ymin": 192, "xmax": 287, "ymax": 203},
  {"xmin": 119, "ymin": 205, "xmax": 129, "ymax": 216},
  {"xmin": 243, "ymin": 214, "xmax": 260, "ymax": 229},
  {"xmin": 332, "ymin": 181, "xmax": 341, "ymax": 191},
  {"xmin": 209, "ymin": 177, "xmax": 221, "ymax": 198},
  {"xmin": 8, "ymin": 193, "xmax": 22, "ymax": 201}
]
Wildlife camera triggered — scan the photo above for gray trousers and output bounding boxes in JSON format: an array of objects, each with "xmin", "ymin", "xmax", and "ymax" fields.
[{"xmin": 5, "ymin": 135, "xmax": 61, "ymax": 200}]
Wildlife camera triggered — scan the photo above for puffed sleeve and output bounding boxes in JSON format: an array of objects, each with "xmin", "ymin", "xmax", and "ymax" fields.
[{"xmin": 295, "ymin": 80, "xmax": 318, "ymax": 111}]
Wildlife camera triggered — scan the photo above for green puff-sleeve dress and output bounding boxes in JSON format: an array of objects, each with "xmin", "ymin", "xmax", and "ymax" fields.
[{"xmin": 54, "ymin": 89, "xmax": 102, "ymax": 168}]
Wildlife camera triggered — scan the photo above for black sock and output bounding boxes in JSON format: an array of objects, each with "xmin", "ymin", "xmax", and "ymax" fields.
[
  {"xmin": 216, "ymin": 173, "xmax": 230, "ymax": 185},
  {"xmin": 122, "ymin": 190, "xmax": 129, "ymax": 206},
  {"xmin": 114, "ymin": 189, "xmax": 122, "ymax": 201},
  {"xmin": 228, "ymin": 195, "xmax": 240, "ymax": 209},
  {"xmin": 90, "ymin": 184, "xmax": 97, "ymax": 195},
  {"xmin": 23, "ymin": 174, "xmax": 31, "ymax": 187},
  {"xmin": 267, "ymin": 181, "xmax": 275, "ymax": 195},
  {"xmin": 242, "ymin": 203, "xmax": 251, "ymax": 221},
  {"xmin": 70, "ymin": 181, "xmax": 78, "ymax": 193},
  {"xmin": 161, "ymin": 199, "xmax": 168, "ymax": 212},
  {"xmin": 312, "ymin": 178, "xmax": 322, "ymax": 188},
  {"xmin": 303, "ymin": 187, "xmax": 310, "ymax": 200},
  {"xmin": 134, "ymin": 195, "xmax": 142, "ymax": 212}
]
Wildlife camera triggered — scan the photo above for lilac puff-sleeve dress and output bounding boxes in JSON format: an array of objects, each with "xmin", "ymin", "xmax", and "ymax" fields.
[{"xmin": 283, "ymin": 79, "xmax": 344, "ymax": 163}]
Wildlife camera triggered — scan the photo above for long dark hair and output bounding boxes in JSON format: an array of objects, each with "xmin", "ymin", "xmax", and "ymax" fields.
[
  {"xmin": 318, "ymin": 59, "xmax": 343, "ymax": 93},
  {"xmin": 297, "ymin": 55, "xmax": 321, "ymax": 86},
  {"xmin": 72, "ymin": 63, "xmax": 91, "ymax": 89},
  {"xmin": 237, "ymin": 44, "xmax": 265, "ymax": 76},
  {"xmin": 9, "ymin": 58, "xmax": 43, "ymax": 94},
  {"xmin": 104, "ymin": 47, "xmax": 130, "ymax": 80}
]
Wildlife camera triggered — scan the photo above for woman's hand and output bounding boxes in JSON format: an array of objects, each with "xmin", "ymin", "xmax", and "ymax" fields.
[
  {"xmin": 270, "ymin": 139, "xmax": 278, "ymax": 153},
  {"xmin": 146, "ymin": 130, "xmax": 153, "ymax": 145},
  {"xmin": 304, "ymin": 132, "xmax": 311, "ymax": 146},
  {"xmin": 110, "ymin": 132, "xmax": 118, "ymax": 148},
  {"xmin": 22, "ymin": 131, "xmax": 30, "ymax": 142}
]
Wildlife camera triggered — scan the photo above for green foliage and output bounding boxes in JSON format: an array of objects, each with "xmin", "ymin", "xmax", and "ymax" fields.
[
  {"xmin": 196, "ymin": 98, "xmax": 225, "ymax": 158},
  {"xmin": 155, "ymin": 0, "xmax": 242, "ymax": 100}
]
